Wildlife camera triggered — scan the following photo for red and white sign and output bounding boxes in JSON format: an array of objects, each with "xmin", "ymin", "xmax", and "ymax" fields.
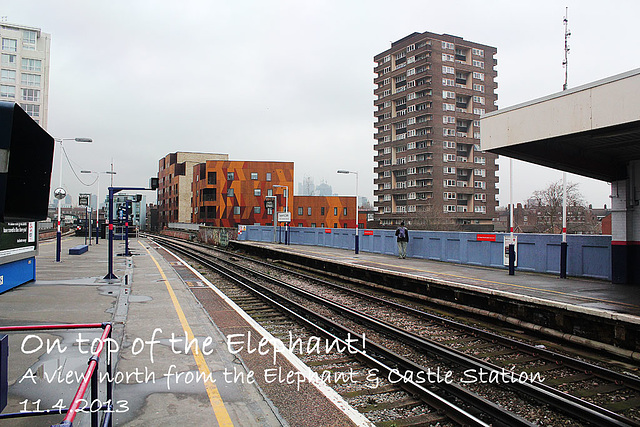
[
  {"xmin": 324, "ymin": 229, "xmax": 332, "ymax": 234},
  {"xmin": 363, "ymin": 230, "xmax": 373, "ymax": 236},
  {"xmin": 28, "ymin": 222, "xmax": 36, "ymax": 243},
  {"xmin": 476, "ymin": 234, "xmax": 496, "ymax": 242}
]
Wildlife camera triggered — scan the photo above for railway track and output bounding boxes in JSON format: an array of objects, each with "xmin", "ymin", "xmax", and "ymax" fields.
[{"xmin": 149, "ymin": 235, "xmax": 640, "ymax": 426}]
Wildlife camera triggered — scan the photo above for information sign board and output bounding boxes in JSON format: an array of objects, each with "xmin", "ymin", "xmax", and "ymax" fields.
[
  {"xmin": 277, "ymin": 212, "xmax": 291, "ymax": 223},
  {"xmin": 503, "ymin": 236, "xmax": 518, "ymax": 266}
]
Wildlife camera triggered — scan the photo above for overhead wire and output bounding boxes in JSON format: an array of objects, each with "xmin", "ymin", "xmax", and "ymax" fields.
[{"xmin": 62, "ymin": 145, "xmax": 99, "ymax": 187}]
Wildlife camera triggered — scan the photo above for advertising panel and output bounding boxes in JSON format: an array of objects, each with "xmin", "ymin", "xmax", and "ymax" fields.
[{"xmin": 0, "ymin": 222, "xmax": 37, "ymax": 259}]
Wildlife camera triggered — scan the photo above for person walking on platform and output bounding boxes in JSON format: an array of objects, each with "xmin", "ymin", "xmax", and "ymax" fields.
[{"xmin": 395, "ymin": 221, "xmax": 409, "ymax": 259}]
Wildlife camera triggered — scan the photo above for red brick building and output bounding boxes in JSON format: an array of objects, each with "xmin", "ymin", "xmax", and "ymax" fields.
[
  {"xmin": 158, "ymin": 152, "xmax": 228, "ymax": 229},
  {"xmin": 191, "ymin": 160, "xmax": 294, "ymax": 227}
]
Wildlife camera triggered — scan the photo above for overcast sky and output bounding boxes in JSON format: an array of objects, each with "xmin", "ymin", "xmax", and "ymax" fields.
[{"xmin": 4, "ymin": 0, "xmax": 636, "ymax": 208}]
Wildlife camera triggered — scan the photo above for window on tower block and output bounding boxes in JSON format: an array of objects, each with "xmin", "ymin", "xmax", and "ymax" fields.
[
  {"xmin": 21, "ymin": 88, "xmax": 40, "ymax": 102},
  {"xmin": 1, "ymin": 69, "xmax": 15, "ymax": 82},
  {"xmin": 1, "ymin": 54, "xmax": 16, "ymax": 66},
  {"xmin": 22, "ymin": 30, "xmax": 37, "ymax": 49},
  {"xmin": 0, "ymin": 85, "xmax": 15, "ymax": 99},
  {"xmin": 21, "ymin": 58, "xmax": 41, "ymax": 72},
  {"xmin": 21, "ymin": 73, "xmax": 40, "ymax": 87},
  {"xmin": 1, "ymin": 39, "xmax": 17, "ymax": 52}
]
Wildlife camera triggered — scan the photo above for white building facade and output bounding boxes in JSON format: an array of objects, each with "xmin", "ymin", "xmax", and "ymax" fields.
[{"xmin": 0, "ymin": 22, "xmax": 50, "ymax": 128}]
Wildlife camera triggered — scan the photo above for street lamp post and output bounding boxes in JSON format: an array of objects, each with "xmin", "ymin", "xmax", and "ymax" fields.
[
  {"xmin": 273, "ymin": 185, "xmax": 289, "ymax": 244},
  {"xmin": 54, "ymin": 137, "xmax": 92, "ymax": 262},
  {"xmin": 337, "ymin": 170, "xmax": 359, "ymax": 254},
  {"xmin": 81, "ymin": 170, "xmax": 117, "ymax": 244}
]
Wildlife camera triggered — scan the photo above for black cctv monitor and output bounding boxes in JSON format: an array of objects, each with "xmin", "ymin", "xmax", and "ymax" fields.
[{"xmin": 0, "ymin": 102, "xmax": 55, "ymax": 222}]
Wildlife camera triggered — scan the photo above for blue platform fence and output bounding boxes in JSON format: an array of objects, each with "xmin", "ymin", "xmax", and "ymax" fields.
[{"xmin": 237, "ymin": 226, "xmax": 612, "ymax": 281}]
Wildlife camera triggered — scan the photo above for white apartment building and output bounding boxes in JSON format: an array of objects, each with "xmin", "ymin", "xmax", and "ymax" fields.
[{"xmin": 0, "ymin": 22, "xmax": 50, "ymax": 128}]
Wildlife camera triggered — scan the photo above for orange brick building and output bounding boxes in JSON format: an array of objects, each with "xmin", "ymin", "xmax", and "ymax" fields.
[
  {"xmin": 191, "ymin": 160, "xmax": 294, "ymax": 227},
  {"xmin": 291, "ymin": 196, "xmax": 358, "ymax": 229}
]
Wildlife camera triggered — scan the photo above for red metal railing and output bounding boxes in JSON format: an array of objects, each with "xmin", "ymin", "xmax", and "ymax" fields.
[{"xmin": 0, "ymin": 323, "xmax": 114, "ymax": 427}]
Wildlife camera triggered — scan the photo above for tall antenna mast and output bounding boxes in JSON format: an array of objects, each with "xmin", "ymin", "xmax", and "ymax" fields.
[{"xmin": 563, "ymin": 7, "xmax": 571, "ymax": 91}]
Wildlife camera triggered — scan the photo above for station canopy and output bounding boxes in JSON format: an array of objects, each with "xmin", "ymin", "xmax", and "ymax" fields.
[{"xmin": 480, "ymin": 69, "xmax": 640, "ymax": 182}]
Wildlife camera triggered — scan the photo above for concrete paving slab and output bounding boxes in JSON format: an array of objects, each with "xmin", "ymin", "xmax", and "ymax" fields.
[{"xmin": 0, "ymin": 236, "xmax": 282, "ymax": 426}]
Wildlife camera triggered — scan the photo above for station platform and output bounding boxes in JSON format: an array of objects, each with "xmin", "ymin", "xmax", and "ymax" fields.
[
  {"xmin": 236, "ymin": 240, "xmax": 640, "ymax": 317},
  {"xmin": 233, "ymin": 240, "xmax": 640, "ymax": 356},
  {"xmin": 0, "ymin": 236, "xmax": 370, "ymax": 427}
]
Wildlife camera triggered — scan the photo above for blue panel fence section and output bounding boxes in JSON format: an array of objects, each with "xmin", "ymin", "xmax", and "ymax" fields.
[
  {"xmin": 239, "ymin": 226, "xmax": 612, "ymax": 280},
  {"xmin": 0, "ymin": 257, "xmax": 36, "ymax": 294}
]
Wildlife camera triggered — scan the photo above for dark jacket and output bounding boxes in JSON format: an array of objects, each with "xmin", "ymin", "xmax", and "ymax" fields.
[{"xmin": 395, "ymin": 226, "xmax": 409, "ymax": 242}]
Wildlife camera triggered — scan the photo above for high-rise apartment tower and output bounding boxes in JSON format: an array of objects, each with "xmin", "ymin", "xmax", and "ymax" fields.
[
  {"xmin": 373, "ymin": 32, "xmax": 498, "ymax": 229},
  {"xmin": 0, "ymin": 22, "xmax": 50, "ymax": 128}
]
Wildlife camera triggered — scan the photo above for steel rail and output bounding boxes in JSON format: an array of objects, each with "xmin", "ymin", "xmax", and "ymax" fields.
[
  {"xmin": 155, "ymin": 238, "xmax": 535, "ymax": 427},
  {"xmin": 156, "ymin": 234, "xmax": 640, "ymax": 392},
  {"xmin": 200, "ymin": 242, "xmax": 640, "ymax": 391},
  {"xmin": 226, "ymin": 248, "xmax": 638, "ymax": 427},
  {"xmin": 155, "ymin": 237, "xmax": 638, "ymax": 427}
]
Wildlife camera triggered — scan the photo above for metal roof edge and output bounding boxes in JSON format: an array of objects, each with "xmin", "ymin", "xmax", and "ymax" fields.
[{"xmin": 483, "ymin": 68, "xmax": 640, "ymax": 119}]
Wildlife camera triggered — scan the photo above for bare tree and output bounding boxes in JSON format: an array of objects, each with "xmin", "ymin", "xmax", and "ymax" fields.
[
  {"xmin": 410, "ymin": 203, "xmax": 462, "ymax": 231},
  {"xmin": 530, "ymin": 180, "xmax": 587, "ymax": 234}
]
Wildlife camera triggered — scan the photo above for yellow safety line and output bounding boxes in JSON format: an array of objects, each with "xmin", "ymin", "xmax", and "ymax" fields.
[
  {"xmin": 141, "ymin": 241, "xmax": 234, "ymax": 427},
  {"xmin": 295, "ymin": 247, "xmax": 640, "ymax": 309}
]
